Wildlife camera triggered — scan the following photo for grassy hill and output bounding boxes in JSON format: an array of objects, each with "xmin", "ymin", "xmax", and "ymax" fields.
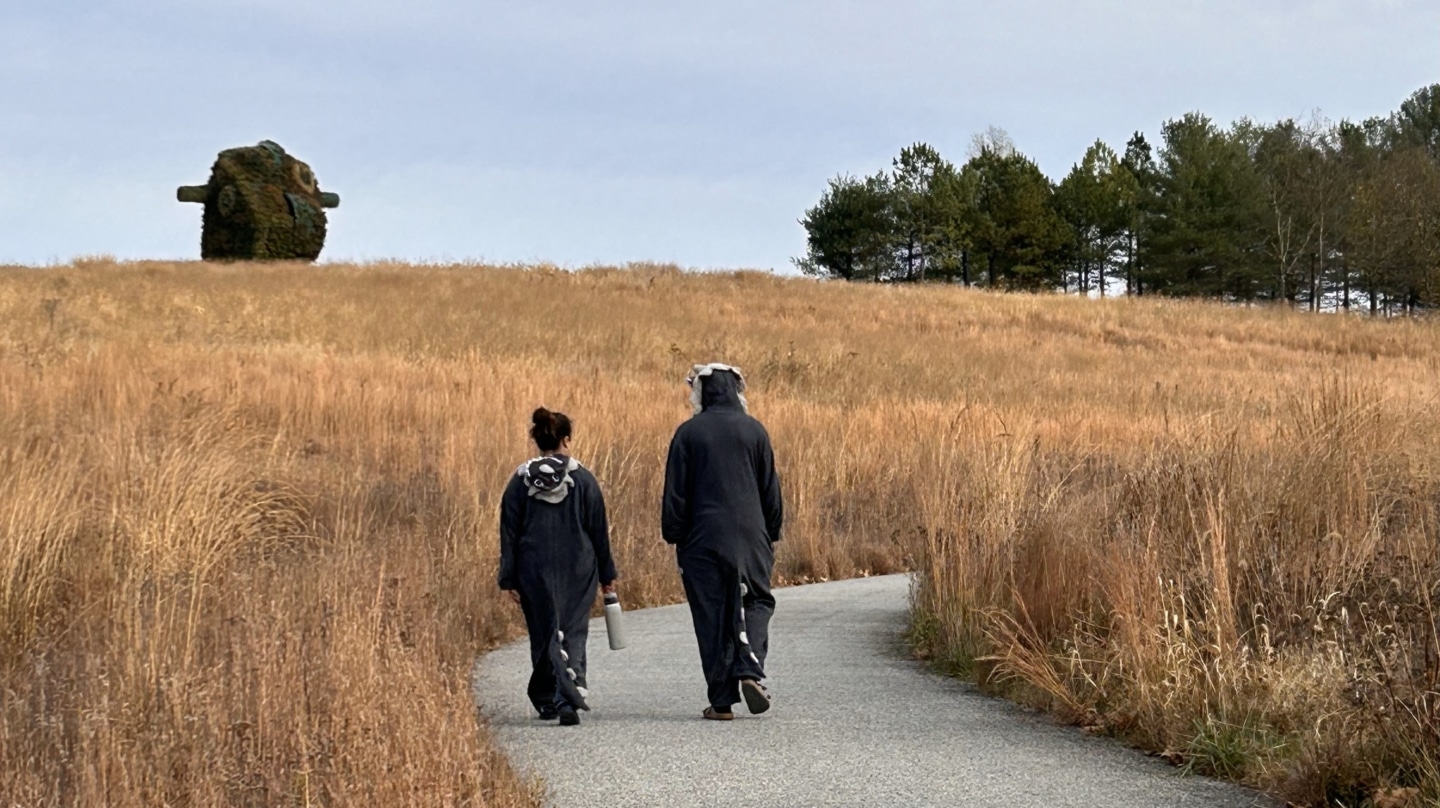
[{"xmin": 2, "ymin": 260, "xmax": 1436, "ymax": 806}]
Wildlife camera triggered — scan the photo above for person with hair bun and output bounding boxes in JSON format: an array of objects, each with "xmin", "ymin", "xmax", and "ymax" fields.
[{"xmin": 498, "ymin": 407, "xmax": 618, "ymax": 726}]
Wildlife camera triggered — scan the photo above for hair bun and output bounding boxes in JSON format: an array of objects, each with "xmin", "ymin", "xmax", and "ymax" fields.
[{"xmin": 529, "ymin": 407, "xmax": 572, "ymax": 452}]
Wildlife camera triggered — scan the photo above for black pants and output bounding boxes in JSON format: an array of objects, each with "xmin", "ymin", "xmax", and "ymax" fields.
[
  {"xmin": 681, "ymin": 560, "xmax": 774, "ymax": 709},
  {"xmin": 519, "ymin": 590, "xmax": 591, "ymax": 711}
]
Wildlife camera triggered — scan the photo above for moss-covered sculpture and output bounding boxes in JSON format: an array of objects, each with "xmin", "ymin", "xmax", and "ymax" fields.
[{"xmin": 177, "ymin": 140, "xmax": 341, "ymax": 261}]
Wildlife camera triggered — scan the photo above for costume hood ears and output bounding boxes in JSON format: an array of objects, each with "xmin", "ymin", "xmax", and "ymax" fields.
[{"xmin": 687, "ymin": 362, "xmax": 748, "ymax": 415}]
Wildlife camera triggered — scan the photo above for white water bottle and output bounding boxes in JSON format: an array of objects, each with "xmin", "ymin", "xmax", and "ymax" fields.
[{"xmin": 603, "ymin": 592, "xmax": 627, "ymax": 650}]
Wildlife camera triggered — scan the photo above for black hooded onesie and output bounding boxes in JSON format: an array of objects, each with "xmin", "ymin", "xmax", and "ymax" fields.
[
  {"xmin": 662, "ymin": 365, "xmax": 784, "ymax": 710},
  {"xmin": 499, "ymin": 454, "xmax": 617, "ymax": 713}
]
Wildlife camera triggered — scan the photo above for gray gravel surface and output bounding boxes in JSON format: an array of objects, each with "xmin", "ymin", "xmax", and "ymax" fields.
[{"xmin": 474, "ymin": 573, "xmax": 1276, "ymax": 807}]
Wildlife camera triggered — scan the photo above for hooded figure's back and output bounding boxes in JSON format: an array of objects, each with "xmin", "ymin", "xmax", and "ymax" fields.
[
  {"xmin": 662, "ymin": 365, "xmax": 784, "ymax": 713},
  {"xmin": 661, "ymin": 368, "xmax": 783, "ymax": 561}
]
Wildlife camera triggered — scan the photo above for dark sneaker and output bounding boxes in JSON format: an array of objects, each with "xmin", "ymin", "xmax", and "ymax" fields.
[
  {"xmin": 702, "ymin": 706, "xmax": 734, "ymax": 721},
  {"xmin": 740, "ymin": 679, "xmax": 771, "ymax": 715},
  {"xmin": 558, "ymin": 705, "xmax": 580, "ymax": 726},
  {"xmin": 536, "ymin": 705, "xmax": 558, "ymax": 721}
]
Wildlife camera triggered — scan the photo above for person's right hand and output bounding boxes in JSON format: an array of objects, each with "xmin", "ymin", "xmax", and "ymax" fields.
[{"xmin": 505, "ymin": 589, "xmax": 521, "ymax": 605}]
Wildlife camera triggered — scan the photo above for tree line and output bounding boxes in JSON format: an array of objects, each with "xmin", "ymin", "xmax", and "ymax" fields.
[{"xmin": 795, "ymin": 85, "xmax": 1440, "ymax": 312}]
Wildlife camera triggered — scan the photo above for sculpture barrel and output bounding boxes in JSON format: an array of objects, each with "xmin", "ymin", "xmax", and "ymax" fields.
[
  {"xmin": 318, "ymin": 192, "xmax": 340, "ymax": 209},
  {"xmin": 176, "ymin": 185, "xmax": 211, "ymax": 204}
]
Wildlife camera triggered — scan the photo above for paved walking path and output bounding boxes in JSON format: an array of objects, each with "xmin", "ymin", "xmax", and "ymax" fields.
[{"xmin": 473, "ymin": 574, "xmax": 1274, "ymax": 807}]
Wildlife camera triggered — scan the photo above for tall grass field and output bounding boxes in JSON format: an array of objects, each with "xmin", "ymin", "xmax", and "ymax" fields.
[{"xmin": 1, "ymin": 260, "xmax": 1436, "ymax": 806}]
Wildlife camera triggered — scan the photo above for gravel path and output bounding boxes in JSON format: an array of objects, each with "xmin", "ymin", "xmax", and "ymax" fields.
[{"xmin": 473, "ymin": 574, "xmax": 1275, "ymax": 807}]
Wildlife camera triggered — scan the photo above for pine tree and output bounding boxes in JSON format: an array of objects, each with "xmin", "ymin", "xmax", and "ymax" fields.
[
  {"xmin": 1119, "ymin": 133, "xmax": 1159, "ymax": 295},
  {"xmin": 795, "ymin": 172, "xmax": 896, "ymax": 281},
  {"xmin": 891, "ymin": 143, "xmax": 961, "ymax": 282},
  {"xmin": 1057, "ymin": 140, "xmax": 1130, "ymax": 296},
  {"xmin": 1144, "ymin": 114, "xmax": 1266, "ymax": 298},
  {"xmin": 962, "ymin": 144, "xmax": 1069, "ymax": 290}
]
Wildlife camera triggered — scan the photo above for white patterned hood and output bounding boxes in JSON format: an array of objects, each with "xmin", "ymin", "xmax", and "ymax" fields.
[{"xmin": 519, "ymin": 454, "xmax": 580, "ymax": 503}]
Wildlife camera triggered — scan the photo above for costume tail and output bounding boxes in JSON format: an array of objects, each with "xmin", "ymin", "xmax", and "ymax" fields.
[
  {"xmin": 734, "ymin": 579, "xmax": 764, "ymax": 679},
  {"xmin": 550, "ymin": 627, "xmax": 590, "ymax": 711}
]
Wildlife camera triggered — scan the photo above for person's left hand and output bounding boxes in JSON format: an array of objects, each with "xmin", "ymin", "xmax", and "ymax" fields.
[
  {"xmin": 601, "ymin": 583, "xmax": 617, "ymax": 596},
  {"xmin": 505, "ymin": 589, "xmax": 521, "ymax": 605}
]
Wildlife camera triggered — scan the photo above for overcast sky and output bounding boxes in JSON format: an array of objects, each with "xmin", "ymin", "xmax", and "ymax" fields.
[{"xmin": 2, "ymin": 1, "xmax": 1436, "ymax": 270}]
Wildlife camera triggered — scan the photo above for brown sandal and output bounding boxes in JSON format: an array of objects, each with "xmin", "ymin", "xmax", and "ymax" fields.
[
  {"xmin": 740, "ymin": 679, "xmax": 772, "ymax": 715},
  {"xmin": 702, "ymin": 706, "xmax": 734, "ymax": 721}
]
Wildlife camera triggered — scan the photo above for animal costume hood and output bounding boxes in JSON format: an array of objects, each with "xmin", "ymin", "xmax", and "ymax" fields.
[
  {"xmin": 688, "ymin": 362, "xmax": 748, "ymax": 415},
  {"xmin": 521, "ymin": 454, "xmax": 579, "ymax": 504}
]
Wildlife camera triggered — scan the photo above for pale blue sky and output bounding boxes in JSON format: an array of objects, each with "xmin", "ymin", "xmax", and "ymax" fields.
[{"xmin": 2, "ymin": 1, "xmax": 1436, "ymax": 269}]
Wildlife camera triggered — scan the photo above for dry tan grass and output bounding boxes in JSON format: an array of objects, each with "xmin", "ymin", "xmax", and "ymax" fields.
[{"xmin": 1, "ymin": 259, "xmax": 1436, "ymax": 806}]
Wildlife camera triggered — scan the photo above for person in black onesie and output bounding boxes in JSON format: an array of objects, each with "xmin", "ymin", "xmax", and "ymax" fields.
[
  {"xmin": 662, "ymin": 363, "xmax": 784, "ymax": 720},
  {"xmin": 499, "ymin": 407, "xmax": 618, "ymax": 726}
]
